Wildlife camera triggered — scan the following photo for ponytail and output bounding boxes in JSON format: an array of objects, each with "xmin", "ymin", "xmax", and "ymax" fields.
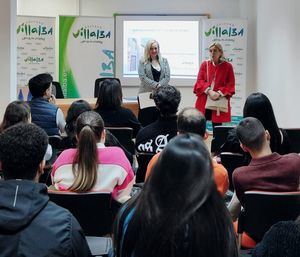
[{"xmin": 69, "ymin": 111, "xmax": 104, "ymax": 192}]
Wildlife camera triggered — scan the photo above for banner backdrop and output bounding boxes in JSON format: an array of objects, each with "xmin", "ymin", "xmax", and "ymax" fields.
[
  {"xmin": 17, "ymin": 16, "xmax": 55, "ymax": 99},
  {"xmin": 202, "ymin": 19, "xmax": 247, "ymax": 128},
  {"xmin": 59, "ymin": 16, "xmax": 114, "ymax": 98}
]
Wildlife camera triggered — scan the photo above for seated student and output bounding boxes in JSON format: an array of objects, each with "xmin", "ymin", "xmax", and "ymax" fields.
[
  {"xmin": 228, "ymin": 118, "xmax": 299, "ymax": 248},
  {"xmin": 243, "ymin": 93, "xmax": 290, "ymax": 154},
  {"xmin": 135, "ymin": 85, "xmax": 181, "ymax": 155},
  {"xmin": 0, "ymin": 123, "xmax": 91, "ymax": 256},
  {"xmin": 0, "ymin": 100, "xmax": 52, "ymax": 161},
  {"xmin": 252, "ymin": 217, "xmax": 300, "ymax": 257},
  {"xmin": 62, "ymin": 100, "xmax": 133, "ymax": 164},
  {"xmin": 0, "ymin": 100, "xmax": 31, "ymax": 132},
  {"xmin": 229, "ymin": 117, "xmax": 300, "ymax": 220},
  {"xmin": 146, "ymin": 107, "xmax": 229, "ymax": 196},
  {"xmin": 51, "ymin": 111, "xmax": 135, "ymax": 203},
  {"xmin": 63, "ymin": 100, "xmax": 92, "ymax": 149},
  {"xmin": 113, "ymin": 134, "xmax": 238, "ymax": 257},
  {"xmin": 216, "ymin": 92, "xmax": 290, "ymax": 161},
  {"xmin": 94, "ymin": 79, "xmax": 141, "ymax": 138},
  {"xmin": 28, "ymin": 73, "xmax": 66, "ymax": 136}
]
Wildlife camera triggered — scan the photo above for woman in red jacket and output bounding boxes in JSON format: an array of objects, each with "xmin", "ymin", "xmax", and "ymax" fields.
[{"xmin": 194, "ymin": 43, "xmax": 235, "ymax": 127}]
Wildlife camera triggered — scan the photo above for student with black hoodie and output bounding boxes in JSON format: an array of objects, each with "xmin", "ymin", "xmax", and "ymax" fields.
[{"xmin": 0, "ymin": 123, "xmax": 91, "ymax": 257}]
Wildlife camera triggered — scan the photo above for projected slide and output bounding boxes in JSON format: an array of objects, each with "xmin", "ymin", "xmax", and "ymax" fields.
[{"xmin": 123, "ymin": 20, "xmax": 199, "ymax": 79}]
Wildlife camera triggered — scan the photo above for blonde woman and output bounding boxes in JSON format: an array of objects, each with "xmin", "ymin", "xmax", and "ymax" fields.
[
  {"xmin": 193, "ymin": 42, "xmax": 235, "ymax": 128},
  {"xmin": 138, "ymin": 39, "xmax": 170, "ymax": 126}
]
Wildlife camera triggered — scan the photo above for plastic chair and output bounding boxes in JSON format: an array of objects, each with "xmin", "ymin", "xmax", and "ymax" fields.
[
  {"xmin": 136, "ymin": 152, "xmax": 155, "ymax": 183},
  {"xmin": 220, "ymin": 152, "xmax": 245, "ymax": 191},
  {"xmin": 237, "ymin": 191, "xmax": 300, "ymax": 248},
  {"xmin": 52, "ymin": 81, "xmax": 64, "ymax": 99},
  {"xmin": 48, "ymin": 135, "xmax": 64, "ymax": 163},
  {"xmin": 284, "ymin": 128, "xmax": 300, "ymax": 153},
  {"xmin": 137, "ymin": 92, "xmax": 158, "ymax": 127},
  {"xmin": 48, "ymin": 191, "xmax": 121, "ymax": 236},
  {"xmin": 105, "ymin": 127, "xmax": 135, "ymax": 155},
  {"xmin": 211, "ymin": 125, "xmax": 235, "ymax": 153},
  {"xmin": 48, "ymin": 191, "xmax": 120, "ymax": 256},
  {"xmin": 94, "ymin": 77, "xmax": 121, "ymax": 98}
]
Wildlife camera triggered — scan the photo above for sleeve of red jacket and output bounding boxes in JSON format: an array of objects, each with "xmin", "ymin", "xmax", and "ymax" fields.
[
  {"xmin": 218, "ymin": 63, "xmax": 235, "ymax": 97},
  {"xmin": 193, "ymin": 61, "xmax": 210, "ymax": 96}
]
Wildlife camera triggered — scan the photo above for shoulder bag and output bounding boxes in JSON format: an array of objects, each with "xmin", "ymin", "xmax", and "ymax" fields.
[{"xmin": 205, "ymin": 60, "xmax": 228, "ymax": 116}]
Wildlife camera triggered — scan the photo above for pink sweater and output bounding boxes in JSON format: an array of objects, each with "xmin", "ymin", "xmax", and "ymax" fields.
[{"xmin": 51, "ymin": 146, "xmax": 135, "ymax": 202}]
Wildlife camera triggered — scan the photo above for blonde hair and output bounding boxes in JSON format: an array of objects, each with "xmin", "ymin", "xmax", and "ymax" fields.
[
  {"xmin": 209, "ymin": 42, "xmax": 226, "ymax": 62},
  {"xmin": 142, "ymin": 39, "xmax": 162, "ymax": 64}
]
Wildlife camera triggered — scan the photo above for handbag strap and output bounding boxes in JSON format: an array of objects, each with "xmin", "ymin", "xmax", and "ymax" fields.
[
  {"xmin": 207, "ymin": 60, "xmax": 216, "ymax": 90},
  {"xmin": 206, "ymin": 60, "xmax": 209, "ymax": 82}
]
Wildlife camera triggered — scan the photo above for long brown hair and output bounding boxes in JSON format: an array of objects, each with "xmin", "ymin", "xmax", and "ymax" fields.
[
  {"xmin": 0, "ymin": 101, "xmax": 31, "ymax": 133},
  {"xmin": 69, "ymin": 111, "xmax": 104, "ymax": 192}
]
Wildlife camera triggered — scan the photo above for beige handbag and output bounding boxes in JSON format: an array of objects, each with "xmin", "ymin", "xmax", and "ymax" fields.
[
  {"xmin": 205, "ymin": 97, "xmax": 228, "ymax": 116},
  {"xmin": 204, "ymin": 60, "xmax": 228, "ymax": 116}
]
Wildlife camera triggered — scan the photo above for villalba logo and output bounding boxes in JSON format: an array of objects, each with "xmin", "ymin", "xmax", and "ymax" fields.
[
  {"xmin": 72, "ymin": 26, "xmax": 111, "ymax": 40},
  {"xmin": 205, "ymin": 25, "xmax": 244, "ymax": 38},
  {"xmin": 17, "ymin": 23, "xmax": 53, "ymax": 36}
]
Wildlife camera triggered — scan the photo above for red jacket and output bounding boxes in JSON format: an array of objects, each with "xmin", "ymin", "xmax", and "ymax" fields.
[{"xmin": 193, "ymin": 60, "xmax": 235, "ymax": 123}]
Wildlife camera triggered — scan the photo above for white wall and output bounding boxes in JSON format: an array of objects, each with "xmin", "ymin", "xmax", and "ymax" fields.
[
  {"xmin": 256, "ymin": 0, "xmax": 300, "ymax": 128},
  {"xmin": 239, "ymin": 0, "xmax": 257, "ymax": 97},
  {"xmin": 80, "ymin": 0, "xmax": 239, "ymax": 18},
  {"xmin": 16, "ymin": 0, "xmax": 243, "ymax": 111},
  {"xmin": 17, "ymin": 0, "xmax": 79, "ymax": 16},
  {"xmin": 0, "ymin": 0, "xmax": 17, "ymax": 119}
]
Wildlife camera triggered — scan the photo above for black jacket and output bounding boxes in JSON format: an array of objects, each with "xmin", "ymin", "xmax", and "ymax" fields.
[
  {"xmin": 94, "ymin": 107, "xmax": 141, "ymax": 138},
  {"xmin": 0, "ymin": 180, "xmax": 91, "ymax": 257},
  {"xmin": 135, "ymin": 115, "xmax": 178, "ymax": 154}
]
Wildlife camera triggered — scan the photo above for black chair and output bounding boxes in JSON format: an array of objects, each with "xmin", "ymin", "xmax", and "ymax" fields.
[
  {"xmin": 211, "ymin": 125, "xmax": 235, "ymax": 153},
  {"xmin": 94, "ymin": 77, "xmax": 121, "ymax": 98},
  {"xmin": 52, "ymin": 81, "xmax": 64, "ymax": 98},
  {"xmin": 48, "ymin": 191, "xmax": 120, "ymax": 256},
  {"xmin": 137, "ymin": 92, "xmax": 159, "ymax": 127},
  {"xmin": 220, "ymin": 152, "xmax": 245, "ymax": 191},
  {"xmin": 39, "ymin": 135, "xmax": 65, "ymax": 186},
  {"xmin": 48, "ymin": 191, "xmax": 121, "ymax": 236},
  {"xmin": 48, "ymin": 135, "xmax": 63, "ymax": 149},
  {"xmin": 105, "ymin": 127, "xmax": 135, "ymax": 155},
  {"xmin": 237, "ymin": 191, "xmax": 300, "ymax": 248},
  {"xmin": 284, "ymin": 128, "xmax": 300, "ymax": 153},
  {"xmin": 48, "ymin": 135, "xmax": 64, "ymax": 163},
  {"xmin": 136, "ymin": 152, "xmax": 155, "ymax": 183}
]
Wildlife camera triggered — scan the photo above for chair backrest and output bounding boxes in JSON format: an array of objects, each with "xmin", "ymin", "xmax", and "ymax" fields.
[
  {"xmin": 283, "ymin": 128, "xmax": 300, "ymax": 153},
  {"xmin": 211, "ymin": 125, "xmax": 235, "ymax": 153},
  {"xmin": 52, "ymin": 81, "xmax": 64, "ymax": 99},
  {"xmin": 48, "ymin": 135, "xmax": 63, "ymax": 149},
  {"xmin": 94, "ymin": 77, "xmax": 121, "ymax": 98},
  {"xmin": 105, "ymin": 127, "xmax": 135, "ymax": 154},
  {"xmin": 136, "ymin": 152, "xmax": 155, "ymax": 183},
  {"xmin": 238, "ymin": 191, "xmax": 300, "ymax": 242},
  {"xmin": 220, "ymin": 152, "xmax": 245, "ymax": 191},
  {"xmin": 48, "ymin": 191, "xmax": 121, "ymax": 236},
  {"xmin": 48, "ymin": 135, "xmax": 64, "ymax": 165}
]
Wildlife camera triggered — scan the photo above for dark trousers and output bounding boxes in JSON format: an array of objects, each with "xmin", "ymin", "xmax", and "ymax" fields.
[{"xmin": 205, "ymin": 109, "xmax": 222, "ymax": 134}]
